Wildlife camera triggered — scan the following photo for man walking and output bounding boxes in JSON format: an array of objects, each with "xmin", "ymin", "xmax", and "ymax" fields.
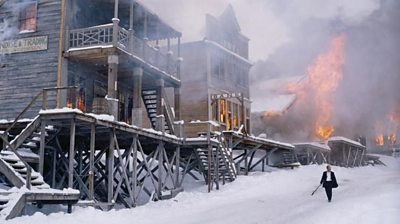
[{"xmin": 320, "ymin": 165, "xmax": 338, "ymax": 202}]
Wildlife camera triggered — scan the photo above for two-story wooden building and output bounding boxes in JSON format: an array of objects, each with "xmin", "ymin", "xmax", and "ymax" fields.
[
  {"xmin": 179, "ymin": 6, "xmax": 252, "ymax": 137},
  {"xmin": 0, "ymin": 0, "xmax": 182, "ymax": 133}
]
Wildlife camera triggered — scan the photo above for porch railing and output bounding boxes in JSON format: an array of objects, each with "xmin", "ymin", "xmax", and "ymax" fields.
[{"xmin": 68, "ymin": 24, "xmax": 179, "ymax": 77}]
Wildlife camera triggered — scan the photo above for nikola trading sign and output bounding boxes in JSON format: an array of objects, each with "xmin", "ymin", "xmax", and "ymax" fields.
[{"xmin": 0, "ymin": 36, "xmax": 48, "ymax": 54}]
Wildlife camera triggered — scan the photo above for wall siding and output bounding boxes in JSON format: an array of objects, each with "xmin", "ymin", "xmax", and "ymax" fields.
[{"xmin": 0, "ymin": 0, "xmax": 61, "ymax": 120}]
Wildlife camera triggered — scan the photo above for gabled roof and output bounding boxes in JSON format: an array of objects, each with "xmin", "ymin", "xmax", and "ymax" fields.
[{"xmin": 219, "ymin": 4, "xmax": 242, "ymax": 35}]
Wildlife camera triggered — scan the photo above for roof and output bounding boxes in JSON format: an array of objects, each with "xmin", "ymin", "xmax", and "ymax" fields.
[
  {"xmin": 294, "ymin": 142, "xmax": 331, "ymax": 152},
  {"xmin": 328, "ymin": 136, "xmax": 366, "ymax": 149},
  {"xmin": 251, "ymin": 75, "xmax": 304, "ymax": 114},
  {"xmin": 253, "ymin": 94, "xmax": 296, "ymax": 113}
]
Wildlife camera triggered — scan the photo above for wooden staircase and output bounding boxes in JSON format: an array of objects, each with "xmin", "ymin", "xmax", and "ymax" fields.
[
  {"xmin": 142, "ymin": 90, "xmax": 175, "ymax": 134},
  {"xmin": 0, "ymin": 117, "xmax": 80, "ymax": 220},
  {"xmin": 0, "ymin": 150, "xmax": 49, "ymax": 189},
  {"xmin": 195, "ymin": 145, "xmax": 236, "ymax": 184}
]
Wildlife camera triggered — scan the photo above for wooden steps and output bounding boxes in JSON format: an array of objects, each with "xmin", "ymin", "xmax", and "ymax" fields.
[
  {"xmin": 195, "ymin": 145, "xmax": 236, "ymax": 183},
  {"xmin": 142, "ymin": 90, "xmax": 172, "ymax": 134}
]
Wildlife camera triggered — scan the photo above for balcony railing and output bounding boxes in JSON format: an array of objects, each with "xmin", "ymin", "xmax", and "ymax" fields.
[{"xmin": 68, "ymin": 23, "xmax": 179, "ymax": 77}]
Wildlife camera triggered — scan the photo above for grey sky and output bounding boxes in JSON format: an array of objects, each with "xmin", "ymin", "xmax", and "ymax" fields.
[{"xmin": 142, "ymin": 0, "xmax": 380, "ymax": 61}]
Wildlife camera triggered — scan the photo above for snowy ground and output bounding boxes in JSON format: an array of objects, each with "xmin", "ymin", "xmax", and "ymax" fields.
[{"xmin": 6, "ymin": 156, "xmax": 400, "ymax": 224}]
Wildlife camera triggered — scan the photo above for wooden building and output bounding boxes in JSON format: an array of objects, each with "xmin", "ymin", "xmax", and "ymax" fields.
[
  {"xmin": 0, "ymin": 0, "xmax": 182, "ymax": 133},
  {"xmin": 179, "ymin": 6, "xmax": 252, "ymax": 137},
  {"xmin": 0, "ymin": 1, "xmax": 301, "ymax": 219}
]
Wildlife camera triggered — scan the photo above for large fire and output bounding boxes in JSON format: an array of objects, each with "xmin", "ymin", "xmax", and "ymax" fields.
[
  {"xmin": 288, "ymin": 34, "xmax": 346, "ymax": 140},
  {"xmin": 375, "ymin": 110, "xmax": 400, "ymax": 146}
]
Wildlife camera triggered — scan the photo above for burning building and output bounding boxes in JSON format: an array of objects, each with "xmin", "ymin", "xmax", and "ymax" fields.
[{"xmin": 179, "ymin": 5, "xmax": 252, "ymax": 137}]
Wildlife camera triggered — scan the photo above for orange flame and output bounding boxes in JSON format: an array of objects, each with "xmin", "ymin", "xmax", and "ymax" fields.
[
  {"xmin": 375, "ymin": 134, "xmax": 384, "ymax": 146},
  {"xmin": 288, "ymin": 34, "xmax": 346, "ymax": 140},
  {"xmin": 388, "ymin": 134, "xmax": 396, "ymax": 145}
]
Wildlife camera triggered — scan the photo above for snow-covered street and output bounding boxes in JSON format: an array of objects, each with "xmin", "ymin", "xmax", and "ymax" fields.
[{"xmin": 6, "ymin": 156, "xmax": 399, "ymax": 224}]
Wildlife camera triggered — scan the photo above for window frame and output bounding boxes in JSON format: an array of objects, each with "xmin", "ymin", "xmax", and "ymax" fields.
[{"xmin": 18, "ymin": 1, "xmax": 38, "ymax": 34}]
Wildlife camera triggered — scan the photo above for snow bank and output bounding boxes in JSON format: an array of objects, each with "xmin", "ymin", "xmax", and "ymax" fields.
[{"xmin": 5, "ymin": 156, "xmax": 400, "ymax": 224}]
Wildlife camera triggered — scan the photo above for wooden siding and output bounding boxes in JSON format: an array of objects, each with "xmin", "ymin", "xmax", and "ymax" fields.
[{"xmin": 0, "ymin": 0, "xmax": 62, "ymax": 120}]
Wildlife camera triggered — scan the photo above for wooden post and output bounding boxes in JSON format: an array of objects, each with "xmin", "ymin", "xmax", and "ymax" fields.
[
  {"xmin": 39, "ymin": 120, "xmax": 46, "ymax": 175},
  {"xmin": 244, "ymin": 149, "xmax": 248, "ymax": 175},
  {"xmin": 89, "ymin": 123, "xmax": 95, "ymax": 200},
  {"xmin": 107, "ymin": 55, "xmax": 119, "ymax": 120},
  {"xmin": 157, "ymin": 141, "xmax": 164, "ymax": 198},
  {"xmin": 68, "ymin": 119, "xmax": 76, "ymax": 188},
  {"xmin": 167, "ymin": 39, "xmax": 171, "ymax": 73},
  {"xmin": 240, "ymin": 94, "xmax": 245, "ymax": 133},
  {"xmin": 175, "ymin": 146, "xmax": 180, "ymax": 187},
  {"xmin": 52, "ymin": 148, "xmax": 57, "ymax": 188},
  {"xmin": 128, "ymin": 0, "xmax": 134, "ymax": 52},
  {"xmin": 112, "ymin": 18, "xmax": 120, "ymax": 47},
  {"xmin": 114, "ymin": 0, "xmax": 119, "ymax": 18},
  {"xmin": 177, "ymin": 37, "xmax": 181, "ymax": 79},
  {"xmin": 57, "ymin": 0, "xmax": 67, "ymax": 108},
  {"xmin": 107, "ymin": 129, "xmax": 115, "ymax": 206},
  {"xmin": 132, "ymin": 134, "xmax": 138, "ymax": 207},
  {"xmin": 156, "ymin": 79, "xmax": 165, "ymax": 116},
  {"xmin": 207, "ymin": 123, "xmax": 212, "ymax": 192},
  {"xmin": 174, "ymin": 87, "xmax": 181, "ymax": 121},
  {"xmin": 132, "ymin": 67, "xmax": 143, "ymax": 126}
]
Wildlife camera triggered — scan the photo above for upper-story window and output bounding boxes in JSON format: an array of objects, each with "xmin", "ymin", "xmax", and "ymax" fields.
[
  {"xmin": 212, "ymin": 55, "xmax": 225, "ymax": 80},
  {"xmin": 19, "ymin": 2, "xmax": 37, "ymax": 33}
]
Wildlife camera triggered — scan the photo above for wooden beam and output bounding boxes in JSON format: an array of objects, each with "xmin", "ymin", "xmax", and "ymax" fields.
[
  {"xmin": 89, "ymin": 123, "xmax": 95, "ymax": 200},
  {"xmin": 68, "ymin": 119, "xmax": 76, "ymax": 188},
  {"xmin": 39, "ymin": 120, "xmax": 46, "ymax": 175},
  {"xmin": 107, "ymin": 128, "xmax": 115, "ymax": 206}
]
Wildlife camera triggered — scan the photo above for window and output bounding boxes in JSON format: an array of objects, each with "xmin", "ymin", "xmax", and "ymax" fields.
[
  {"xmin": 219, "ymin": 99, "xmax": 226, "ymax": 123},
  {"xmin": 19, "ymin": 2, "xmax": 37, "ymax": 33},
  {"xmin": 211, "ymin": 55, "xmax": 225, "ymax": 80}
]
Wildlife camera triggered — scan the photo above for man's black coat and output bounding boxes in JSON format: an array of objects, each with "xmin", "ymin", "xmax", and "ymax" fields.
[{"xmin": 320, "ymin": 171, "xmax": 338, "ymax": 188}]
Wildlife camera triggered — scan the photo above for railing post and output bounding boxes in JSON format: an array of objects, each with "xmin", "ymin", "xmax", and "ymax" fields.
[
  {"xmin": 42, "ymin": 90, "xmax": 48, "ymax": 110},
  {"xmin": 167, "ymin": 51, "xmax": 172, "ymax": 74},
  {"xmin": 112, "ymin": 18, "xmax": 120, "ymax": 47},
  {"xmin": 155, "ymin": 44, "xmax": 160, "ymax": 69},
  {"xmin": 129, "ymin": 29, "xmax": 134, "ymax": 53},
  {"xmin": 142, "ymin": 37, "xmax": 148, "ymax": 62}
]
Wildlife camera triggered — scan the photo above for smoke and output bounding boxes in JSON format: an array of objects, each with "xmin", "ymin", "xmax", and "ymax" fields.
[
  {"xmin": 250, "ymin": 0, "xmax": 400, "ymax": 142},
  {"xmin": 141, "ymin": 0, "xmax": 399, "ymax": 141},
  {"xmin": 0, "ymin": 1, "xmax": 33, "ymax": 55}
]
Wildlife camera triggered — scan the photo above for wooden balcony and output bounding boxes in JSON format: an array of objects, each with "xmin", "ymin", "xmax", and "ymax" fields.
[{"xmin": 65, "ymin": 23, "xmax": 179, "ymax": 79}]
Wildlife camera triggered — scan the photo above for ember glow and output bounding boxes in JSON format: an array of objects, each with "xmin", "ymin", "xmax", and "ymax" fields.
[
  {"xmin": 374, "ymin": 109, "xmax": 400, "ymax": 146},
  {"xmin": 375, "ymin": 134, "xmax": 384, "ymax": 146},
  {"xmin": 287, "ymin": 34, "xmax": 346, "ymax": 140}
]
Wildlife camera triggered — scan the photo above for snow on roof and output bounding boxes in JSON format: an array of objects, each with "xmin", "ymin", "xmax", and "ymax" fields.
[
  {"xmin": 328, "ymin": 136, "xmax": 365, "ymax": 149},
  {"xmin": 251, "ymin": 134, "xmax": 294, "ymax": 149},
  {"xmin": 294, "ymin": 142, "xmax": 331, "ymax": 152},
  {"xmin": 190, "ymin": 120, "xmax": 220, "ymax": 127},
  {"xmin": 227, "ymin": 131, "xmax": 294, "ymax": 149},
  {"xmin": 39, "ymin": 108, "xmax": 83, "ymax": 114},
  {"xmin": 252, "ymin": 94, "xmax": 296, "ymax": 113},
  {"xmin": 0, "ymin": 118, "xmax": 34, "ymax": 124}
]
